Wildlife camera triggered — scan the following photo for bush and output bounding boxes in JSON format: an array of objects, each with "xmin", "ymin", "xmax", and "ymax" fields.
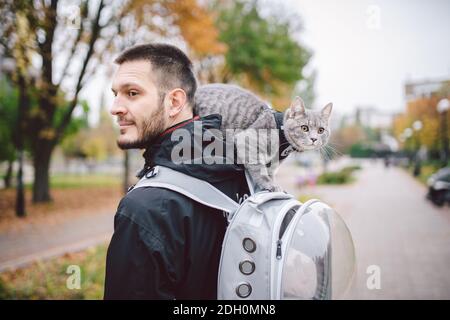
[
  {"xmin": 349, "ymin": 143, "xmax": 374, "ymax": 158},
  {"xmin": 341, "ymin": 165, "xmax": 362, "ymax": 174},
  {"xmin": 318, "ymin": 171, "xmax": 350, "ymax": 185},
  {"xmin": 317, "ymin": 166, "xmax": 359, "ymax": 185}
]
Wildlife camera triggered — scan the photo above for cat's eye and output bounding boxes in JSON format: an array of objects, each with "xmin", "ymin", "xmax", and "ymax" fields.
[
  {"xmin": 301, "ymin": 125, "xmax": 309, "ymax": 132},
  {"xmin": 318, "ymin": 127, "xmax": 325, "ymax": 134}
]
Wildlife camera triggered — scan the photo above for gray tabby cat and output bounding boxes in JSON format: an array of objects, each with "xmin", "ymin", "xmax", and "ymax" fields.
[{"xmin": 194, "ymin": 83, "xmax": 333, "ymax": 192}]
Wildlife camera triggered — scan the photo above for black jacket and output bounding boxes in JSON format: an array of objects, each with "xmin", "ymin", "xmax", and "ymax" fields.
[{"xmin": 104, "ymin": 114, "xmax": 250, "ymax": 300}]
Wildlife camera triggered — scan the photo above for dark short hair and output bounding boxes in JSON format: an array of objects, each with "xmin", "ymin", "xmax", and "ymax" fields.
[{"xmin": 115, "ymin": 43, "xmax": 197, "ymax": 107}]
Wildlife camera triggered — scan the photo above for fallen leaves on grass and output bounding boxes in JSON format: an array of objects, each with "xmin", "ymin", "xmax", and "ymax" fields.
[
  {"xmin": 0, "ymin": 244, "xmax": 107, "ymax": 300},
  {"xmin": 0, "ymin": 187, "xmax": 122, "ymax": 232}
]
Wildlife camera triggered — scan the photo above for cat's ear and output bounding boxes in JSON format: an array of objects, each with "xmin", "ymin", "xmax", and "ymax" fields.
[
  {"xmin": 289, "ymin": 96, "xmax": 306, "ymax": 118},
  {"xmin": 321, "ymin": 102, "xmax": 333, "ymax": 119}
]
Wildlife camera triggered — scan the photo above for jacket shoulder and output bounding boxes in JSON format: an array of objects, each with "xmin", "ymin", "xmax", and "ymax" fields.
[{"xmin": 117, "ymin": 186, "xmax": 195, "ymax": 231}]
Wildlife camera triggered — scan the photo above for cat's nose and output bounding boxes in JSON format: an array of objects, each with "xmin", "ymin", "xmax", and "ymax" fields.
[{"xmin": 311, "ymin": 138, "xmax": 317, "ymax": 142}]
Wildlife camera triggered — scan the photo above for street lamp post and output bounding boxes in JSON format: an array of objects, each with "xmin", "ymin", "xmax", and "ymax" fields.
[
  {"xmin": 403, "ymin": 128, "xmax": 413, "ymax": 166},
  {"xmin": 412, "ymin": 120, "xmax": 423, "ymax": 176},
  {"xmin": 403, "ymin": 128, "xmax": 413, "ymax": 139},
  {"xmin": 437, "ymin": 98, "xmax": 450, "ymax": 167}
]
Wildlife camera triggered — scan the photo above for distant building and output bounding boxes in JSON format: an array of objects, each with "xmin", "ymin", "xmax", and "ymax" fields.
[
  {"xmin": 405, "ymin": 78, "xmax": 450, "ymax": 101},
  {"xmin": 338, "ymin": 106, "xmax": 398, "ymax": 153},
  {"xmin": 341, "ymin": 106, "xmax": 394, "ymax": 130}
]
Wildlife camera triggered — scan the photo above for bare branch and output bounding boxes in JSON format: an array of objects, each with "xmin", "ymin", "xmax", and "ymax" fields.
[
  {"xmin": 55, "ymin": 0, "xmax": 105, "ymax": 142},
  {"xmin": 39, "ymin": 0, "xmax": 58, "ymax": 86},
  {"xmin": 55, "ymin": 0, "xmax": 89, "ymax": 89}
]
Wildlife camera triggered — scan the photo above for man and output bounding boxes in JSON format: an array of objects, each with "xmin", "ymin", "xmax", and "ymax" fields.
[{"xmin": 104, "ymin": 43, "xmax": 249, "ymax": 299}]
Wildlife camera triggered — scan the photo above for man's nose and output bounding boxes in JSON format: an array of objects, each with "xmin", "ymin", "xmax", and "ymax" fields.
[{"xmin": 110, "ymin": 99, "xmax": 127, "ymax": 116}]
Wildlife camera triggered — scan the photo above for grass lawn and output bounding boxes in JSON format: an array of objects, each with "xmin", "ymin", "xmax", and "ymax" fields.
[
  {"xmin": 22, "ymin": 174, "xmax": 122, "ymax": 189},
  {"xmin": 49, "ymin": 174, "xmax": 121, "ymax": 189},
  {"xmin": 0, "ymin": 244, "xmax": 107, "ymax": 300},
  {"xmin": 416, "ymin": 164, "xmax": 437, "ymax": 185},
  {"xmin": 298, "ymin": 194, "xmax": 321, "ymax": 203},
  {"xmin": 404, "ymin": 162, "xmax": 443, "ymax": 186}
]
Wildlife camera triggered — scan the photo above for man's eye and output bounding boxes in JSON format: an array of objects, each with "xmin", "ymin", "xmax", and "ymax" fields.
[
  {"xmin": 301, "ymin": 125, "xmax": 309, "ymax": 132},
  {"xmin": 318, "ymin": 127, "xmax": 324, "ymax": 134},
  {"xmin": 128, "ymin": 91, "xmax": 138, "ymax": 97}
]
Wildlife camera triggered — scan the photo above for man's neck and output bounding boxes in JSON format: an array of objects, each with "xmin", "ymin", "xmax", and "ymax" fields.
[
  {"xmin": 140, "ymin": 113, "xmax": 198, "ymax": 173},
  {"xmin": 165, "ymin": 113, "xmax": 194, "ymax": 129}
]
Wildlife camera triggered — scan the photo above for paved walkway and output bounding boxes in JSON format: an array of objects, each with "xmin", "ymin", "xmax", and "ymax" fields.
[
  {"xmin": 276, "ymin": 158, "xmax": 450, "ymax": 299},
  {"xmin": 0, "ymin": 210, "xmax": 114, "ymax": 272}
]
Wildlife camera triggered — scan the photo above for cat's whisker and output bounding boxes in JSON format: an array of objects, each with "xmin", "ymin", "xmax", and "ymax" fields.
[
  {"xmin": 318, "ymin": 146, "xmax": 331, "ymax": 161},
  {"xmin": 328, "ymin": 140, "xmax": 345, "ymax": 147},
  {"xmin": 324, "ymin": 147, "xmax": 334, "ymax": 161},
  {"xmin": 323, "ymin": 144, "xmax": 343, "ymax": 159},
  {"xmin": 328, "ymin": 143, "xmax": 343, "ymax": 154},
  {"xmin": 318, "ymin": 149, "xmax": 327, "ymax": 161},
  {"xmin": 317, "ymin": 144, "xmax": 341, "ymax": 161},
  {"xmin": 323, "ymin": 144, "xmax": 336, "ymax": 156},
  {"xmin": 325, "ymin": 143, "xmax": 344, "ymax": 154}
]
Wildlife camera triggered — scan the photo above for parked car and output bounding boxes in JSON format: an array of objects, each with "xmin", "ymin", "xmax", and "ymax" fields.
[{"xmin": 426, "ymin": 167, "xmax": 450, "ymax": 207}]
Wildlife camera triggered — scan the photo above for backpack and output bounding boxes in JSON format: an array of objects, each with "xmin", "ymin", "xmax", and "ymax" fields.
[{"xmin": 130, "ymin": 165, "xmax": 354, "ymax": 300}]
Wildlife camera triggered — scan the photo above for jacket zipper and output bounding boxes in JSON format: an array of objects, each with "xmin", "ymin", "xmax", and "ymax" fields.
[
  {"xmin": 276, "ymin": 239, "xmax": 283, "ymax": 260},
  {"xmin": 270, "ymin": 199, "xmax": 301, "ymax": 299}
]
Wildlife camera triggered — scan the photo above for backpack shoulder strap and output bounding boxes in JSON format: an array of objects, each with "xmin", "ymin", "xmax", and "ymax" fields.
[{"xmin": 130, "ymin": 165, "xmax": 240, "ymax": 214}]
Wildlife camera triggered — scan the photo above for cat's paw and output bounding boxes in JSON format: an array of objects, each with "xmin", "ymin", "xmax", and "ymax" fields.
[
  {"xmin": 271, "ymin": 185, "xmax": 284, "ymax": 193},
  {"xmin": 261, "ymin": 185, "xmax": 284, "ymax": 193}
]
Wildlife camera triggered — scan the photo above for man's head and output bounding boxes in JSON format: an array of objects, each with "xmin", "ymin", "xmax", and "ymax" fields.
[{"xmin": 111, "ymin": 43, "xmax": 197, "ymax": 149}]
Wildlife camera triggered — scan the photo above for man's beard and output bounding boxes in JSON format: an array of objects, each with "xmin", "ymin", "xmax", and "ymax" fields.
[{"xmin": 117, "ymin": 104, "xmax": 166, "ymax": 150}]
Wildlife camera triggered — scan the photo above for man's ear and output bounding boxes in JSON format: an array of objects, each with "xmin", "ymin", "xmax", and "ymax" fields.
[{"xmin": 165, "ymin": 89, "xmax": 188, "ymax": 117}]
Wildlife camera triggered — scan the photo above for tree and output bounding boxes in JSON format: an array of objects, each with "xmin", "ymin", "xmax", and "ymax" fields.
[
  {"xmin": 332, "ymin": 125, "xmax": 367, "ymax": 155},
  {"xmin": 0, "ymin": 0, "xmax": 224, "ymax": 203},
  {"xmin": 60, "ymin": 103, "xmax": 120, "ymax": 173},
  {"xmin": 1, "ymin": 57, "xmax": 32, "ymax": 216},
  {"xmin": 59, "ymin": 101, "xmax": 90, "ymax": 165},
  {"xmin": 206, "ymin": 0, "xmax": 312, "ymax": 108},
  {"xmin": 393, "ymin": 92, "xmax": 450, "ymax": 157},
  {"xmin": 0, "ymin": 76, "xmax": 18, "ymax": 188}
]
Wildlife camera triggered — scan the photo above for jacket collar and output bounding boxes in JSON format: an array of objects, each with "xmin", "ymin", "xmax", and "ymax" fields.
[
  {"xmin": 138, "ymin": 113, "xmax": 243, "ymax": 183},
  {"xmin": 142, "ymin": 114, "xmax": 219, "ymax": 166}
]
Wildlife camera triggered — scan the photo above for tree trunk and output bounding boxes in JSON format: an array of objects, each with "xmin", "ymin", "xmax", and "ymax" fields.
[
  {"xmin": 16, "ymin": 149, "xmax": 26, "ymax": 217},
  {"xmin": 16, "ymin": 74, "xmax": 27, "ymax": 216},
  {"xmin": 4, "ymin": 160, "xmax": 13, "ymax": 188},
  {"xmin": 32, "ymin": 142, "xmax": 54, "ymax": 203}
]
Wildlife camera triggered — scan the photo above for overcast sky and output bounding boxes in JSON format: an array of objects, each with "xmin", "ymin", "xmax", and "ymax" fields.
[
  {"xmin": 82, "ymin": 0, "xmax": 450, "ymax": 124},
  {"xmin": 286, "ymin": 0, "xmax": 450, "ymax": 115}
]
